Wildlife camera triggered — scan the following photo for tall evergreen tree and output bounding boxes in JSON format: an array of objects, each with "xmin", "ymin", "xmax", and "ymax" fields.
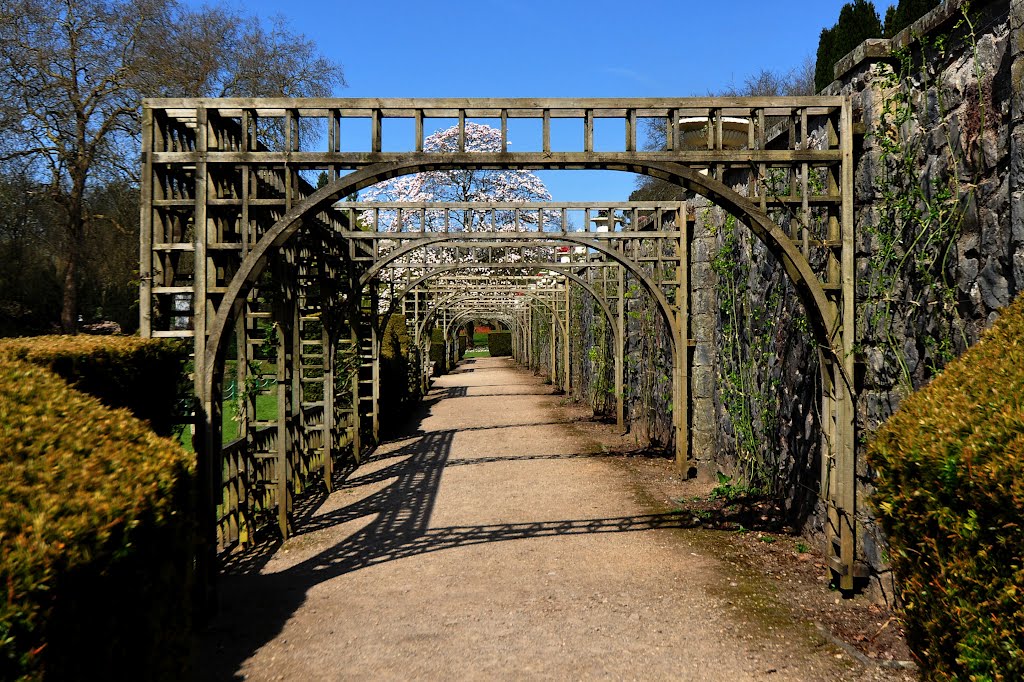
[
  {"xmin": 884, "ymin": 0, "xmax": 941, "ymax": 37},
  {"xmin": 814, "ymin": 0, "xmax": 883, "ymax": 91}
]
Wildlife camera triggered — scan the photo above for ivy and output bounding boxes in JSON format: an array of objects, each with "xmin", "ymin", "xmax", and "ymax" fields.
[
  {"xmin": 709, "ymin": 210, "xmax": 782, "ymax": 487},
  {"xmin": 864, "ymin": 4, "xmax": 981, "ymax": 394}
]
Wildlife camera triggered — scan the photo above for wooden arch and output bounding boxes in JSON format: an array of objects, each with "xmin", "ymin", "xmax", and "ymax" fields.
[{"xmin": 141, "ymin": 97, "xmax": 856, "ymax": 589}]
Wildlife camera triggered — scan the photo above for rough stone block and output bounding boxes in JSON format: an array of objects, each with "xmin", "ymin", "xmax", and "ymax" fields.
[
  {"xmin": 690, "ymin": 289, "xmax": 717, "ymax": 316},
  {"xmin": 691, "ymin": 429, "xmax": 718, "ymax": 460},
  {"xmin": 690, "ymin": 238, "xmax": 716, "ymax": 263},
  {"xmin": 1015, "ymin": 249, "xmax": 1024, "ymax": 297},
  {"xmin": 692, "ymin": 341, "xmax": 715, "ymax": 367},
  {"xmin": 980, "ymin": 204, "xmax": 1008, "ymax": 255},
  {"xmin": 689, "ymin": 261, "xmax": 714, "ymax": 287},
  {"xmin": 691, "ymin": 404, "xmax": 718, "ymax": 435},
  {"xmin": 958, "ymin": 257, "xmax": 979, "ymax": 292},
  {"xmin": 1013, "ymin": 190, "xmax": 1024, "ymax": 242},
  {"xmin": 691, "ymin": 368, "xmax": 715, "ymax": 399},
  {"xmin": 979, "ymin": 257, "xmax": 1011, "ymax": 308}
]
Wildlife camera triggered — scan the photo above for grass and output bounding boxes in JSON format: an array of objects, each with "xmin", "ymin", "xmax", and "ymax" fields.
[
  {"xmin": 178, "ymin": 391, "xmax": 278, "ymax": 451},
  {"xmin": 463, "ymin": 348, "xmax": 490, "ymax": 358}
]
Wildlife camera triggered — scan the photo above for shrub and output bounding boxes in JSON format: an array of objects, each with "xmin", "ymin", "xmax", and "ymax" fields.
[
  {"xmin": 0, "ymin": 336, "xmax": 189, "ymax": 437},
  {"xmin": 379, "ymin": 314, "xmax": 418, "ymax": 429},
  {"xmin": 0, "ymin": 358, "xmax": 195, "ymax": 681},
  {"xmin": 488, "ymin": 331, "xmax": 512, "ymax": 357},
  {"xmin": 429, "ymin": 327, "xmax": 447, "ymax": 375},
  {"xmin": 868, "ymin": 294, "xmax": 1024, "ymax": 680}
]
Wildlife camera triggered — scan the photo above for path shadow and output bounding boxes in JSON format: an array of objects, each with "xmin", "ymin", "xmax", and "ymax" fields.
[{"xmin": 197, "ymin": 372, "xmax": 691, "ymax": 680}]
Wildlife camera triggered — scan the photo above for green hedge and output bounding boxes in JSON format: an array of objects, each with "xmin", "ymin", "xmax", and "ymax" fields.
[
  {"xmin": 868, "ymin": 295, "xmax": 1024, "ymax": 680},
  {"xmin": 0, "ymin": 357, "xmax": 195, "ymax": 681},
  {"xmin": 488, "ymin": 331, "xmax": 512, "ymax": 357},
  {"xmin": 0, "ymin": 336, "xmax": 189, "ymax": 437},
  {"xmin": 379, "ymin": 314, "xmax": 419, "ymax": 429},
  {"xmin": 429, "ymin": 327, "xmax": 447, "ymax": 375}
]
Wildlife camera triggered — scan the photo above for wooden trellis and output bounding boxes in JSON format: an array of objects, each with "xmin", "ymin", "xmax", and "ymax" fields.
[{"xmin": 139, "ymin": 97, "xmax": 856, "ymax": 590}]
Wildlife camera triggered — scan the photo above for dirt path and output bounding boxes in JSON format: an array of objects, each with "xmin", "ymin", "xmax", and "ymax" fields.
[{"xmin": 199, "ymin": 357, "xmax": 906, "ymax": 681}]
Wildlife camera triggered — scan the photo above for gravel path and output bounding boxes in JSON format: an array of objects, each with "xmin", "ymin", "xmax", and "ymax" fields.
[{"xmin": 199, "ymin": 356, "xmax": 894, "ymax": 681}]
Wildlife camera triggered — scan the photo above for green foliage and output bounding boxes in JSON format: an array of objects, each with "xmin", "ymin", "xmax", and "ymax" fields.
[
  {"xmin": 709, "ymin": 472, "xmax": 762, "ymax": 504},
  {"xmin": 487, "ymin": 331, "xmax": 512, "ymax": 357},
  {"xmin": 865, "ymin": 10, "xmax": 980, "ymax": 392},
  {"xmin": 709, "ymin": 212, "xmax": 781, "ymax": 487},
  {"xmin": 379, "ymin": 314, "xmax": 419, "ymax": 428},
  {"xmin": 428, "ymin": 327, "xmax": 447, "ymax": 374},
  {"xmin": 815, "ymin": 0, "xmax": 883, "ymax": 91},
  {"xmin": 884, "ymin": 0, "xmax": 941, "ymax": 37},
  {"xmin": 868, "ymin": 294, "xmax": 1024, "ymax": 680},
  {"xmin": 0, "ymin": 358, "xmax": 196, "ymax": 681},
  {"xmin": 0, "ymin": 336, "xmax": 190, "ymax": 437}
]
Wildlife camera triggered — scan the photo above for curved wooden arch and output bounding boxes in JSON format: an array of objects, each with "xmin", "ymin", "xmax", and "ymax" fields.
[
  {"xmin": 423, "ymin": 288, "xmax": 565, "ymax": 344},
  {"xmin": 356, "ymin": 233, "xmax": 676, "ymax": 345},
  {"xmin": 202, "ymin": 159, "xmax": 838, "ymax": 408},
  {"xmin": 392, "ymin": 264, "xmax": 619, "ymax": 349}
]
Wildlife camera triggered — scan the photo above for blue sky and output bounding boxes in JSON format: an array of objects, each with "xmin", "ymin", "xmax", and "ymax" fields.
[{"xmin": 203, "ymin": 0, "xmax": 898, "ymax": 201}]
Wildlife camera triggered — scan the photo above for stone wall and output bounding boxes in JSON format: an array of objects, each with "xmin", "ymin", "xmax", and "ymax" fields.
[
  {"xmin": 823, "ymin": 0, "xmax": 1022, "ymax": 588},
  {"xmin": 535, "ymin": 0, "xmax": 1021, "ymax": 596}
]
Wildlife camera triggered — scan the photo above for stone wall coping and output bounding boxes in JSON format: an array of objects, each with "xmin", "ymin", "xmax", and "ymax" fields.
[{"xmin": 827, "ymin": 0, "xmax": 1003, "ymax": 86}]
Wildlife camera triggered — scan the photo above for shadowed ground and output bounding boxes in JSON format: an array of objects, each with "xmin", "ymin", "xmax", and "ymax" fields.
[{"xmin": 198, "ymin": 357, "xmax": 897, "ymax": 681}]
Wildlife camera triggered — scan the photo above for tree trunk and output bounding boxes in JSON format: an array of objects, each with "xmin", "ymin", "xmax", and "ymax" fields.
[{"xmin": 60, "ymin": 191, "xmax": 85, "ymax": 334}]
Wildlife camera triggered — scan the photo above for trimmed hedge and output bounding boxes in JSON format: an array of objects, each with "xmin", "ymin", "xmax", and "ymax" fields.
[
  {"xmin": 429, "ymin": 327, "xmax": 447, "ymax": 375},
  {"xmin": 0, "ymin": 336, "xmax": 189, "ymax": 437},
  {"xmin": 379, "ymin": 314, "xmax": 419, "ymax": 429},
  {"xmin": 0, "ymin": 357, "xmax": 195, "ymax": 681},
  {"xmin": 868, "ymin": 295, "xmax": 1024, "ymax": 680},
  {"xmin": 488, "ymin": 331, "xmax": 512, "ymax": 357}
]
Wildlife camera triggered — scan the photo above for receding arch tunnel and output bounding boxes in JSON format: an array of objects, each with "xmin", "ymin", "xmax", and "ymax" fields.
[
  {"xmin": 141, "ymin": 96, "xmax": 856, "ymax": 590},
  {"xmin": 202, "ymin": 159, "xmax": 840, "ymax": 404}
]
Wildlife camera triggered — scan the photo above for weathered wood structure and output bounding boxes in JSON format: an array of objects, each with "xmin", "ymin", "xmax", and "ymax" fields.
[{"xmin": 139, "ymin": 97, "xmax": 857, "ymax": 589}]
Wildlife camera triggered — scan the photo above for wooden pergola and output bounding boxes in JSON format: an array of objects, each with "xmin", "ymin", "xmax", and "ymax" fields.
[{"xmin": 138, "ymin": 97, "xmax": 857, "ymax": 589}]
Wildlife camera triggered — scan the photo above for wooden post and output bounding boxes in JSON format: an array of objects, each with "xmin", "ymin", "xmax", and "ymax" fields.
[
  {"xmin": 837, "ymin": 97, "xmax": 857, "ymax": 590},
  {"xmin": 323, "ymin": 322, "xmax": 335, "ymax": 493},
  {"xmin": 275, "ymin": 300, "xmax": 290, "ymax": 539},
  {"xmin": 615, "ymin": 266, "xmax": 625, "ymax": 430},
  {"xmin": 138, "ymin": 106, "xmax": 154, "ymax": 337},
  {"xmin": 549, "ymin": 307, "xmax": 556, "ymax": 386},
  {"xmin": 563, "ymin": 282, "xmax": 571, "ymax": 394}
]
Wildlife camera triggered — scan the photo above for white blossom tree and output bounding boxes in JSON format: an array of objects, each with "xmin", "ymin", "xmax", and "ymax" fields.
[
  {"xmin": 361, "ymin": 122, "xmax": 555, "ymax": 232},
  {"xmin": 360, "ymin": 123, "xmax": 563, "ymax": 310}
]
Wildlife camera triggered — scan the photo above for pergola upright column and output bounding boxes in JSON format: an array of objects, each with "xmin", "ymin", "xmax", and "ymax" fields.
[
  {"xmin": 563, "ymin": 282, "xmax": 571, "ymax": 394},
  {"xmin": 549, "ymin": 306, "xmax": 557, "ymax": 386},
  {"xmin": 615, "ymin": 266, "xmax": 625, "ymax": 430}
]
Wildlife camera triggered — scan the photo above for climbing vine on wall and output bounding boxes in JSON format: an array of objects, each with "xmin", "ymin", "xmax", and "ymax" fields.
[
  {"xmin": 864, "ymin": 6, "xmax": 982, "ymax": 393},
  {"xmin": 709, "ymin": 210, "xmax": 782, "ymax": 488}
]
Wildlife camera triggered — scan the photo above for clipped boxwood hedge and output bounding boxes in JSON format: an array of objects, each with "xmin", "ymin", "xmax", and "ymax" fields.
[
  {"xmin": 379, "ymin": 314, "xmax": 419, "ymax": 429},
  {"xmin": 0, "ymin": 336, "xmax": 189, "ymax": 437},
  {"xmin": 487, "ymin": 331, "xmax": 512, "ymax": 357},
  {"xmin": 868, "ymin": 295, "xmax": 1024, "ymax": 680},
  {"xmin": 0, "ymin": 350, "xmax": 195, "ymax": 680},
  {"xmin": 429, "ymin": 327, "xmax": 447, "ymax": 375}
]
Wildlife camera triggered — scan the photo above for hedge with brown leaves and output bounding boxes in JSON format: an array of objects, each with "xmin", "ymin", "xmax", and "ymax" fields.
[
  {"xmin": 0, "ymin": 348, "xmax": 194, "ymax": 680},
  {"xmin": 868, "ymin": 295, "xmax": 1024, "ymax": 680}
]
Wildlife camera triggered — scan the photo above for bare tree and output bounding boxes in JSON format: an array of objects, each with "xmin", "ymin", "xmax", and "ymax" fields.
[
  {"xmin": 632, "ymin": 58, "xmax": 816, "ymax": 201},
  {"xmin": 0, "ymin": 0, "xmax": 345, "ymax": 332}
]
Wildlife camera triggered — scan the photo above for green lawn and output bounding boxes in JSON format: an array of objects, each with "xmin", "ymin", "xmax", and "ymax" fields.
[{"xmin": 178, "ymin": 392, "xmax": 278, "ymax": 451}]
